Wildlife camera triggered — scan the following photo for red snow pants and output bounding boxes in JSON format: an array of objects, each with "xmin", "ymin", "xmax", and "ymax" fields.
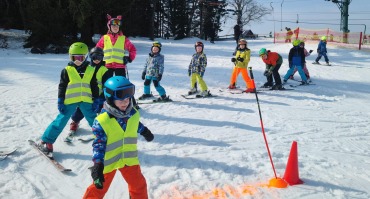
[{"xmin": 83, "ymin": 165, "xmax": 148, "ymax": 199}]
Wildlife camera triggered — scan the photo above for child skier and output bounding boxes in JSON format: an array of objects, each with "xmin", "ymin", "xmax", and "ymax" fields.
[
  {"xmin": 283, "ymin": 39, "xmax": 308, "ymax": 85},
  {"xmin": 188, "ymin": 41, "xmax": 211, "ymax": 97},
  {"xmin": 66, "ymin": 47, "xmax": 108, "ymax": 142},
  {"xmin": 39, "ymin": 42, "xmax": 100, "ymax": 153},
  {"xmin": 290, "ymin": 41, "xmax": 313, "ymax": 82},
  {"xmin": 313, "ymin": 36, "xmax": 330, "ymax": 66},
  {"xmin": 138, "ymin": 41, "xmax": 170, "ymax": 102},
  {"xmin": 83, "ymin": 76, "xmax": 153, "ymax": 199},
  {"xmin": 96, "ymin": 14, "xmax": 139, "ymax": 108},
  {"xmin": 259, "ymin": 48, "xmax": 284, "ymax": 90},
  {"xmin": 228, "ymin": 39, "xmax": 255, "ymax": 93}
]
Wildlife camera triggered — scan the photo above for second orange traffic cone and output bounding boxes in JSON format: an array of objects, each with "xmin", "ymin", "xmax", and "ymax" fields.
[{"xmin": 283, "ymin": 141, "xmax": 304, "ymax": 185}]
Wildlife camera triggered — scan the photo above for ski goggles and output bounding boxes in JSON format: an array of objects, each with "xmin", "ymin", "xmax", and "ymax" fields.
[
  {"xmin": 91, "ymin": 54, "xmax": 104, "ymax": 61},
  {"xmin": 106, "ymin": 85, "xmax": 135, "ymax": 100},
  {"xmin": 153, "ymin": 43, "xmax": 161, "ymax": 47},
  {"xmin": 71, "ymin": 55, "xmax": 85, "ymax": 62},
  {"xmin": 110, "ymin": 19, "xmax": 121, "ymax": 26}
]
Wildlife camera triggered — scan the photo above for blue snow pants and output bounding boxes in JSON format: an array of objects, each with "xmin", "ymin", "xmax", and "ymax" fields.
[
  {"xmin": 284, "ymin": 65, "xmax": 308, "ymax": 82},
  {"xmin": 143, "ymin": 76, "xmax": 166, "ymax": 96},
  {"xmin": 41, "ymin": 102, "xmax": 96, "ymax": 143}
]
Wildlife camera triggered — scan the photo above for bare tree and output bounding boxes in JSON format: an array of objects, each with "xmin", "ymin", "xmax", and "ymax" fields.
[{"xmin": 228, "ymin": 0, "xmax": 270, "ymax": 27}]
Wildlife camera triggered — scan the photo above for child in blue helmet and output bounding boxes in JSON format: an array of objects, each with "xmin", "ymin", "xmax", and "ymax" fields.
[
  {"xmin": 138, "ymin": 41, "xmax": 170, "ymax": 102},
  {"xmin": 39, "ymin": 42, "xmax": 100, "ymax": 153},
  {"xmin": 83, "ymin": 76, "xmax": 153, "ymax": 199}
]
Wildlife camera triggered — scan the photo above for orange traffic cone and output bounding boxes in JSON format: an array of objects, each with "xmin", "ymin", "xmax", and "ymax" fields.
[{"xmin": 283, "ymin": 141, "xmax": 304, "ymax": 185}]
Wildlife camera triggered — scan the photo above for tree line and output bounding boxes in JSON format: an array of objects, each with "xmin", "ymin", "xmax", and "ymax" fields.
[{"xmin": 0, "ymin": 0, "xmax": 268, "ymax": 52}]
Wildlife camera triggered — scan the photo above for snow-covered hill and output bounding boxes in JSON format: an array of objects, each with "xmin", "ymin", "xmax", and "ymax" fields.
[{"xmin": 1, "ymin": 30, "xmax": 370, "ymax": 199}]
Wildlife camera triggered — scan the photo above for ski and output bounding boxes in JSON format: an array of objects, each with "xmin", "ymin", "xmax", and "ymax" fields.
[
  {"xmin": 312, "ymin": 62, "xmax": 331, "ymax": 66},
  {"xmin": 0, "ymin": 148, "xmax": 17, "ymax": 160},
  {"xmin": 138, "ymin": 99, "xmax": 174, "ymax": 104},
  {"xmin": 77, "ymin": 136, "xmax": 95, "ymax": 143},
  {"xmin": 258, "ymin": 87, "xmax": 294, "ymax": 91},
  {"xmin": 64, "ymin": 130, "xmax": 76, "ymax": 143},
  {"xmin": 181, "ymin": 94, "xmax": 217, "ymax": 99},
  {"xmin": 0, "ymin": 148, "xmax": 17, "ymax": 156},
  {"xmin": 290, "ymin": 83, "xmax": 316, "ymax": 87},
  {"xmin": 28, "ymin": 140, "xmax": 72, "ymax": 172}
]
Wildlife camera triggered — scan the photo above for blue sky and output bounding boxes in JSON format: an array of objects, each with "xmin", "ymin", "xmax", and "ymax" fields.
[{"xmin": 221, "ymin": 0, "xmax": 369, "ymax": 36}]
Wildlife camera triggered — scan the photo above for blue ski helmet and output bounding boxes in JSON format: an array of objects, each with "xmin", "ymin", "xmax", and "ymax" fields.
[{"xmin": 104, "ymin": 76, "xmax": 135, "ymax": 106}]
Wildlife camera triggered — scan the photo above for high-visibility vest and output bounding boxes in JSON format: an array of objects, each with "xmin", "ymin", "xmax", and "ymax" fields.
[
  {"xmin": 95, "ymin": 66, "xmax": 108, "ymax": 95},
  {"xmin": 103, "ymin": 35, "xmax": 126, "ymax": 64},
  {"xmin": 96, "ymin": 111, "xmax": 140, "ymax": 174},
  {"xmin": 64, "ymin": 65, "xmax": 94, "ymax": 105}
]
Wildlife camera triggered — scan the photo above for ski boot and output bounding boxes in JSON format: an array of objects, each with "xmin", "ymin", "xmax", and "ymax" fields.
[
  {"xmin": 188, "ymin": 87, "xmax": 197, "ymax": 95},
  {"xmin": 38, "ymin": 141, "xmax": 53, "ymax": 157},
  {"xmin": 138, "ymin": 93, "xmax": 154, "ymax": 100},
  {"xmin": 155, "ymin": 94, "xmax": 172, "ymax": 102},
  {"xmin": 64, "ymin": 121, "xmax": 79, "ymax": 142},
  {"xmin": 199, "ymin": 90, "xmax": 211, "ymax": 97},
  {"xmin": 228, "ymin": 84, "xmax": 237, "ymax": 89},
  {"xmin": 261, "ymin": 82, "xmax": 273, "ymax": 88},
  {"xmin": 271, "ymin": 84, "xmax": 284, "ymax": 90},
  {"xmin": 244, "ymin": 88, "xmax": 256, "ymax": 93}
]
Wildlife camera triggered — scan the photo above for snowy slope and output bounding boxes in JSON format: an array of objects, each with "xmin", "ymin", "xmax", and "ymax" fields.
[{"xmin": 1, "ymin": 30, "xmax": 370, "ymax": 199}]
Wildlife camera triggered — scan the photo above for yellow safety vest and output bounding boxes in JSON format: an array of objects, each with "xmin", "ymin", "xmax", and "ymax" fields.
[
  {"xmin": 64, "ymin": 65, "xmax": 95, "ymax": 105},
  {"xmin": 95, "ymin": 66, "xmax": 108, "ymax": 95},
  {"xmin": 96, "ymin": 111, "xmax": 140, "ymax": 174},
  {"xmin": 103, "ymin": 35, "xmax": 126, "ymax": 64}
]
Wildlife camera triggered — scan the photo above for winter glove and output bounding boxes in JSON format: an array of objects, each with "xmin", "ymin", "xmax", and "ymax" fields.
[
  {"xmin": 264, "ymin": 69, "xmax": 273, "ymax": 77},
  {"xmin": 317, "ymin": 49, "xmax": 320, "ymax": 54},
  {"xmin": 149, "ymin": 53, "xmax": 154, "ymax": 57},
  {"xmin": 157, "ymin": 74, "xmax": 162, "ymax": 81},
  {"xmin": 141, "ymin": 127, "xmax": 154, "ymax": 142},
  {"xmin": 91, "ymin": 163, "xmax": 105, "ymax": 189},
  {"xmin": 57, "ymin": 98, "xmax": 65, "ymax": 114},
  {"xmin": 237, "ymin": 57, "xmax": 244, "ymax": 62},
  {"xmin": 231, "ymin": 58, "xmax": 236, "ymax": 62},
  {"xmin": 188, "ymin": 70, "xmax": 191, "ymax": 77},
  {"xmin": 141, "ymin": 72, "xmax": 146, "ymax": 80},
  {"xmin": 200, "ymin": 72, "xmax": 204, "ymax": 78},
  {"xmin": 92, "ymin": 99, "xmax": 100, "ymax": 113},
  {"xmin": 309, "ymin": 50, "xmax": 313, "ymax": 53},
  {"xmin": 289, "ymin": 63, "xmax": 293, "ymax": 68},
  {"xmin": 123, "ymin": 56, "xmax": 132, "ymax": 65}
]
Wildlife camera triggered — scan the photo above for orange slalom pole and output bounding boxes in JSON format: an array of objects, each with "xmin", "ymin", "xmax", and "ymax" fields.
[{"xmin": 247, "ymin": 67, "xmax": 288, "ymax": 188}]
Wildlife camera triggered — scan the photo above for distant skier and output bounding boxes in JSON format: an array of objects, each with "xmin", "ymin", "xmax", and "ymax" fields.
[
  {"xmin": 228, "ymin": 39, "xmax": 255, "ymax": 93},
  {"xmin": 38, "ymin": 42, "xmax": 100, "ymax": 153},
  {"xmin": 313, "ymin": 36, "xmax": 330, "ymax": 66},
  {"xmin": 259, "ymin": 48, "xmax": 284, "ymax": 90},
  {"xmin": 187, "ymin": 41, "xmax": 212, "ymax": 97},
  {"xmin": 139, "ymin": 41, "xmax": 171, "ymax": 102},
  {"xmin": 83, "ymin": 76, "xmax": 153, "ymax": 199},
  {"xmin": 283, "ymin": 40, "xmax": 308, "ymax": 85}
]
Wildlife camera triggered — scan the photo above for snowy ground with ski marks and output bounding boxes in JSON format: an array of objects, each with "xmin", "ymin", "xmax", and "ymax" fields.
[{"xmin": 1, "ymin": 29, "xmax": 370, "ymax": 198}]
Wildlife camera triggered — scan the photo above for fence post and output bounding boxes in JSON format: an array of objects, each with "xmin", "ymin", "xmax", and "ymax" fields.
[{"xmin": 359, "ymin": 32, "xmax": 363, "ymax": 50}]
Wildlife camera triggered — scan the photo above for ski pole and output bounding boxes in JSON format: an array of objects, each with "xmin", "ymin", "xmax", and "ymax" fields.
[{"xmin": 248, "ymin": 66, "xmax": 278, "ymax": 179}]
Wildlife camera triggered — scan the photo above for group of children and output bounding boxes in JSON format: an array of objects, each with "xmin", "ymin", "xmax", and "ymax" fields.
[{"xmin": 35, "ymin": 13, "xmax": 330, "ymax": 198}]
